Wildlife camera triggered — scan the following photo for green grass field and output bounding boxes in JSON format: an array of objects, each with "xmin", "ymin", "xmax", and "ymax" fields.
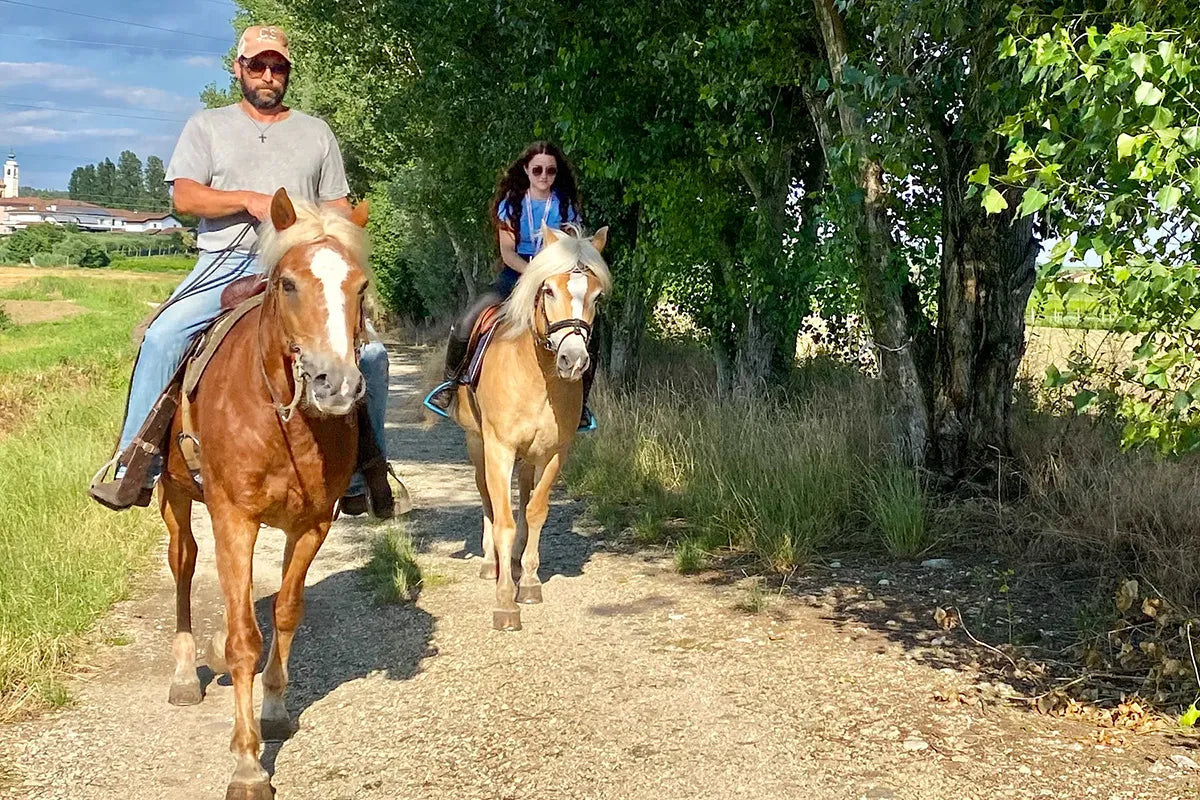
[
  {"xmin": 107, "ymin": 255, "xmax": 194, "ymax": 273},
  {"xmin": 0, "ymin": 272, "xmax": 179, "ymax": 720}
]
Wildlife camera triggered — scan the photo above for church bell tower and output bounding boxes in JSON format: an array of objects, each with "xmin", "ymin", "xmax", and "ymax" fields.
[{"xmin": 2, "ymin": 151, "xmax": 18, "ymax": 199}]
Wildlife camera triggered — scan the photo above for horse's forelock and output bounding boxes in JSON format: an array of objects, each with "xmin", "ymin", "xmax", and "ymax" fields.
[
  {"xmin": 258, "ymin": 199, "xmax": 369, "ymax": 279},
  {"xmin": 499, "ymin": 229, "xmax": 611, "ymax": 337}
]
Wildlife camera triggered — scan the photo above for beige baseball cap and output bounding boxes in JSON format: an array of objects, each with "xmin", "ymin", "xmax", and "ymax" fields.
[{"xmin": 237, "ymin": 25, "xmax": 291, "ymax": 62}]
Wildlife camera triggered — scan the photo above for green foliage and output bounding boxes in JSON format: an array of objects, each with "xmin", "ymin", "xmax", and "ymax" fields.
[
  {"xmin": 858, "ymin": 462, "xmax": 932, "ymax": 557},
  {"xmin": 68, "ymin": 151, "xmax": 170, "ymax": 211},
  {"xmin": 4, "ymin": 223, "xmax": 66, "ymax": 264},
  {"xmin": 77, "ymin": 246, "xmax": 110, "ymax": 269},
  {"xmin": 992, "ymin": 6, "xmax": 1200, "ymax": 454},
  {"xmin": 361, "ymin": 526, "xmax": 423, "ymax": 603},
  {"xmin": 674, "ymin": 538, "xmax": 709, "ymax": 575}
]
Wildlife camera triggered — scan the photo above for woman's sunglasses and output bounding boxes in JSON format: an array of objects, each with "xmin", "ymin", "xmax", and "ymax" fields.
[
  {"xmin": 241, "ymin": 58, "xmax": 291, "ymax": 78},
  {"xmin": 530, "ymin": 165, "xmax": 558, "ymax": 178}
]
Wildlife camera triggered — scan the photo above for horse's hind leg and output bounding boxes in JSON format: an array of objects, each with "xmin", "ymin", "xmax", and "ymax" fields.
[
  {"xmin": 517, "ymin": 454, "xmax": 562, "ymax": 606},
  {"xmin": 514, "ymin": 461, "xmax": 535, "ymax": 588},
  {"xmin": 467, "ymin": 434, "xmax": 497, "ymax": 580},
  {"xmin": 161, "ymin": 481, "xmax": 201, "ymax": 706},
  {"xmin": 261, "ymin": 523, "xmax": 329, "ymax": 742}
]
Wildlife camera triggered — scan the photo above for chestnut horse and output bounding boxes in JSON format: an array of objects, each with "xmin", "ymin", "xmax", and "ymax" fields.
[
  {"xmin": 159, "ymin": 188, "xmax": 371, "ymax": 800},
  {"xmin": 449, "ymin": 225, "xmax": 610, "ymax": 631}
]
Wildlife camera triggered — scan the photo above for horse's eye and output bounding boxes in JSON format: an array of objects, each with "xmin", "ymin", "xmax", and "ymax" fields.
[{"xmin": 280, "ymin": 277, "xmax": 297, "ymax": 294}]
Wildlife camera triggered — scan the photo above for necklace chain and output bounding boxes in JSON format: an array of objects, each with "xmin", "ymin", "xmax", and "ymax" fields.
[{"xmin": 246, "ymin": 114, "xmax": 279, "ymax": 144}]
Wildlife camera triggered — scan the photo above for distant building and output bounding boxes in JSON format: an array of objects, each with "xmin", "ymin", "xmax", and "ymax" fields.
[
  {"xmin": 3, "ymin": 152, "xmax": 17, "ymax": 199},
  {"xmin": 0, "ymin": 197, "xmax": 181, "ymax": 236}
]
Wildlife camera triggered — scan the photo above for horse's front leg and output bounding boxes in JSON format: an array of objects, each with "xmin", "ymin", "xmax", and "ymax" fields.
[
  {"xmin": 515, "ymin": 460, "xmax": 539, "ymax": 603},
  {"xmin": 517, "ymin": 454, "xmax": 563, "ymax": 605},
  {"xmin": 210, "ymin": 503, "xmax": 271, "ymax": 800},
  {"xmin": 261, "ymin": 522, "xmax": 330, "ymax": 742},
  {"xmin": 483, "ymin": 438, "xmax": 520, "ymax": 630}
]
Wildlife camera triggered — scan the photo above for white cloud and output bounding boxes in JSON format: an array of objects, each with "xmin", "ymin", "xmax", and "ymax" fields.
[
  {"xmin": 0, "ymin": 125, "xmax": 141, "ymax": 141},
  {"xmin": 185, "ymin": 55, "xmax": 223, "ymax": 69},
  {"xmin": 0, "ymin": 61, "xmax": 200, "ymax": 111}
]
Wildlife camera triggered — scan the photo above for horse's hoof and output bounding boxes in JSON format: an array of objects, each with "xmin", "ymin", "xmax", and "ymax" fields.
[
  {"xmin": 224, "ymin": 781, "xmax": 274, "ymax": 800},
  {"xmin": 260, "ymin": 717, "xmax": 294, "ymax": 742},
  {"xmin": 206, "ymin": 630, "xmax": 228, "ymax": 675},
  {"xmin": 492, "ymin": 609, "xmax": 522, "ymax": 631},
  {"xmin": 516, "ymin": 584, "xmax": 543, "ymax": 604},
  {"xmin": 478, "ymin": 561, "xmax": 498, "ymax": 580},
  {"xmin": 168, "ymin": 679, "xmax": 203, "ymax": 706}
]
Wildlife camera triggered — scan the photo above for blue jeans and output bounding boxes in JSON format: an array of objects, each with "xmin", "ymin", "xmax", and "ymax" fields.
[{"xmin": 118, "ymin": 250, "xmax": 389, "ymax": 492}]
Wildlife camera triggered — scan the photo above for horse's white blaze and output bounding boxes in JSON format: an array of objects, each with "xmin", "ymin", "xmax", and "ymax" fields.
[
  {"xmin": 568, "ymin": 272, "xmax": 588, "ymax": 318},
  {"xmin": 310, "ymin": 247, "xmax": 353, "ymax": 360}
]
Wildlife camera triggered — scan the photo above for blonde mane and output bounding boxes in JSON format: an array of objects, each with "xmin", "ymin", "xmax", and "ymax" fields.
[
  {"xmin": 256, "ymin": 198, "xmax": 369, "ymax": 275},
  {"xmin": 499, "ymin": 225, "xmax": 612, "ymax": 337}
]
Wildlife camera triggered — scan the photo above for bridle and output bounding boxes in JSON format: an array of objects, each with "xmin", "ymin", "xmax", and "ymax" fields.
[
  {"xmin": 535, "ymin": 268, "xmax": 594, "ymax": 353},
  {"xmin": 257, "ymin": 283, "xmax": 370, "ymax": 423}
]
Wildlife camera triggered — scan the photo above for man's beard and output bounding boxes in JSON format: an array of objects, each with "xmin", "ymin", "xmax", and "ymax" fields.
[{"xmin": 240, "ymin": 76, "xmax": 287, "ymax": 110}]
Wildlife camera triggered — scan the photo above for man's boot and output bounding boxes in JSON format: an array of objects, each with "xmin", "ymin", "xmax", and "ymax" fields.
[
  {"xmin": 349, "ymin": 404, "xmax": 394, "ymax": 519},
  {"xmin": 88, "ymin": 383, "xmax": 180, "ymax": 510}
]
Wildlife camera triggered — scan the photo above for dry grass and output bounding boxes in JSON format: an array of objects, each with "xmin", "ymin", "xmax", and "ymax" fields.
[
  {"xmin": 1010, "ymin": 408, "xmax": 1200, "ymax": 609},
  {"xmin": 564, "ymin": 342, "xmax": 936, "ymax": 571}
]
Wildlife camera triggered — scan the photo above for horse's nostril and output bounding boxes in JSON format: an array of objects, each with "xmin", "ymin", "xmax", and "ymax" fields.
[{"xmin": 353, "ymin": 374, "xmax": 365, "ymax": 399}]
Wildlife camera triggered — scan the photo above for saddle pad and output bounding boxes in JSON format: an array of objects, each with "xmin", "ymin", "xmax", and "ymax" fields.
[
  {"xmin": 182, "ymin": 293, "xmax": 265, "ymax": 398},
  {"xmin": 463, "ymin": 304, "xmax": 502, "ymax": 390}
]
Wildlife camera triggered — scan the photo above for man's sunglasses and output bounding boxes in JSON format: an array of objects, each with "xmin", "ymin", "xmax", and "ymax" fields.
[
  {"xmin": 241, "ymin": 58, "xmax": 291, "ymax": 78},
  {"xmin": 530, "ymin": 165, "xmax": 557, "ymax": 178}
]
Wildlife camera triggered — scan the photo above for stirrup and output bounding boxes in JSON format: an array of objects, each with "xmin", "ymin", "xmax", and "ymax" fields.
[
  {"xmin": 577, "ymin": 407, "xmax": 597, "ymax": 433},
  {"xmin": 423, "ymin": 381, "xmax": 455, "ymax": 419}
]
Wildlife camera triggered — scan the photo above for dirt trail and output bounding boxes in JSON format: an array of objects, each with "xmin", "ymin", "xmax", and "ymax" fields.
[{"xmin": 2, "ymin": 345, "xmax": 1199, "ymax": 800}]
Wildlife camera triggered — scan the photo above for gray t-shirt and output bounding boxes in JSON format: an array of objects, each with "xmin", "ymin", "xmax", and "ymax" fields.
[{"xmin": 165, "ymin": 104, "xmax": 350, "ymax": 252}]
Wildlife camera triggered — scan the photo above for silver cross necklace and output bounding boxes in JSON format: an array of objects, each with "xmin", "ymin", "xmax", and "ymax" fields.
[{"xmin": 247, "ymin": 116, "xmax": 279, "ymax": 144}]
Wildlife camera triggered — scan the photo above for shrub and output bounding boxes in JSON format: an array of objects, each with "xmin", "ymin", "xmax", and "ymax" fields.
[
  {"xmin": 77, "ymin": 245, "xmax": 110, "ymax": 269},
  {"xmin": 361, "ymin": 526, "xmax": 423, "ymax": 603}
]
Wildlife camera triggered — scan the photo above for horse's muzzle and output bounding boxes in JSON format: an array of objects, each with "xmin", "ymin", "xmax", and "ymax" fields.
[
  {"xmin": 556, "ymin": 339, "xmax": 589, "ymax": 381},
  {"xmin": 302, "ymin": 354, "xmax": 365, "ymax": 416}
]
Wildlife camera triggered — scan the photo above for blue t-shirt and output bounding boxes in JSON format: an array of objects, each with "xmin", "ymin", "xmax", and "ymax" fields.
[{"xmin": 498, "ymin": 192, "xmax": 580, "ymax": 257}]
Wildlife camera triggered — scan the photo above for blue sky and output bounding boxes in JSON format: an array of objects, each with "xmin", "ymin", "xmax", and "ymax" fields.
[{"xmin": 0, "ymin": 0, "xmax": 240, "ymax": 192}]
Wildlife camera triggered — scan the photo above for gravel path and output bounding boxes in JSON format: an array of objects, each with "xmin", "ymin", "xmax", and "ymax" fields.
[{"xmin": 3, "ymin": 345, "xmax": 1199, "ymax": 800}]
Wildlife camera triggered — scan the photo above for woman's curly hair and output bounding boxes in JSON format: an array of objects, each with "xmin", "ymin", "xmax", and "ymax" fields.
[{"xmin": 491, "ymin": 141, "xmax": 581, "ymax": 237}]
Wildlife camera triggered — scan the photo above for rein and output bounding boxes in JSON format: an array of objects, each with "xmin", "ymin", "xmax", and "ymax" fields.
[{"xmin": 256, "ymin": 321, "xmax": 306, "ymax": 423}]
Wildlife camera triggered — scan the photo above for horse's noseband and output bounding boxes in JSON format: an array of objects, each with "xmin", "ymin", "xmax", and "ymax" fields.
[{"xmin": 536, "ymin": 277, "xmax": 593, "ymax": 353}]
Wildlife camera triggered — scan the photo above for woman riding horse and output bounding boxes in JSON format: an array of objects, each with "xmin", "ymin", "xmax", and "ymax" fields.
[{"xmin": 428, "ymin": 141, "xmax": 596, "ymax": 428}]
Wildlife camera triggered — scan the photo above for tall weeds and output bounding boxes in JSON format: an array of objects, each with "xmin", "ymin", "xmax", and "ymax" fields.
[{"xmin": 565, "ymin": 353, "xmax": 933, "ymax": 570}]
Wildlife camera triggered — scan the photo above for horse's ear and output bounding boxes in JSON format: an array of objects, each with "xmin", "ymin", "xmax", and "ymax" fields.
[
  {"xmin": 350, "ymin": 199, "xmax": 370, "ymax": 228},
  {"xmin": 270, "ymin": 188, "xmax": 297, "ymax": 231},
  {"xmin": 590, "ymin": 226, "xmax": 609, "ymax": 254},
  {"xmin": 542, "ymin": 224, "xmax": 565, "ymax": 246}
]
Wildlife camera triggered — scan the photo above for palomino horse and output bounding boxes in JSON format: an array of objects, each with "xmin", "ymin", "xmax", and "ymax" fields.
[
  {"xmin": 158, "ymin": 188, "xmax": 371, "ymax": 800},
  {"xmin": 450, "ymin": 225, "xmax": 610, "ymax": 631}
]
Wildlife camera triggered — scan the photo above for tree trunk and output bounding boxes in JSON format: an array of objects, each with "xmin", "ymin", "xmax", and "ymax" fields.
[
  {"xmin": 444, "ymin": 222, "xmax": 478, "ymax": 302},
  {"xmin": 812, "ymin": 0, "xmax": 929, "ymax": 466},
  {"xmin": 607, "ymin": 207, "xmax": 652, "ymax": 388},
  {"xmin": 932, "ymin": 165, "xmax": 1038, "ymax": 481}
]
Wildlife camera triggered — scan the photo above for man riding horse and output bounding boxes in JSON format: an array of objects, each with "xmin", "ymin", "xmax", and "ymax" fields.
[{"xmin": 89, "ymin": 25, "xmax": 394, "ymax": 518}]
